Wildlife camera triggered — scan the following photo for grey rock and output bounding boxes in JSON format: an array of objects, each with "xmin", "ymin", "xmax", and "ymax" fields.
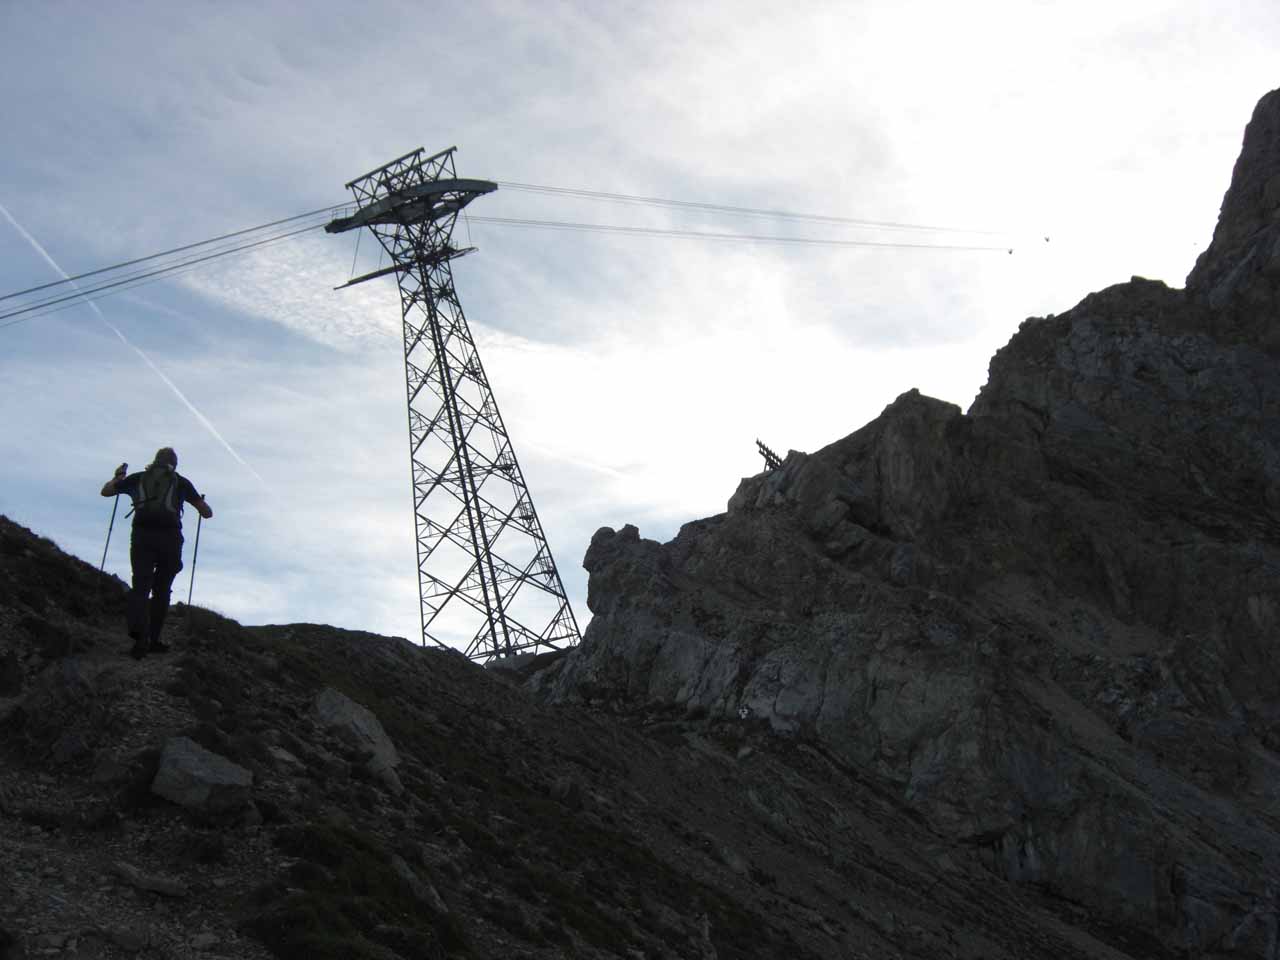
[
  {"xmin": 1187, "ymin": 87, "xmax": 1280, "ymax": 346},
  {"xmin": 389, "ymin": 854, "xmax": 448, "ymax": 914},
  {"xmin": 313, "ymin": 687, "xmax": 399, "ymax": 769},
  {"xmin": 296, "ymin": 740, "xmax": 345, "ymax": 778},
  {"xmin": 111, "ymin": 860, "xmax": 188, "ymax": 898},
  {"xmin": 365, "ymin": 754, "xmax": 403, "ymax": 796},
  {"xmin": 264, "ymin": 745, "xmax": 303, "ymax": 772},
  {"xmin": 151, "ymin": 737, "xmax": 252, "ymax": 813}
]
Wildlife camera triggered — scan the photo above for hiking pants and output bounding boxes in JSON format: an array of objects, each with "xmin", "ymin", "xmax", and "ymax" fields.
[{"xmin": 128, "ymin": 526, "xmax": 184, "ymax": 644}]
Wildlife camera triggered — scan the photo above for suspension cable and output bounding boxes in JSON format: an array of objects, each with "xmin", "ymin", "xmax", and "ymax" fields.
[
  {"xmin": 496, "ymin": 180, "xmax": 1003, "ymax": 236},
  {"xmin": 0, "ymin": 203, "xmax": 350, "ymax": 303},
  {"xmin": 467, "ymin": 216, "xmax": 1011, "ymax": 252},
  {"xmin": 8, "ymin": 211, "xmax": 339, "ymax": 316},
  {"xmin": 1, "ymin": 179, "xmax": 1034, "ymax": 330},
  {"xmin": 0, "ymin": 221, "xmax": 329, "ymax": 327}
]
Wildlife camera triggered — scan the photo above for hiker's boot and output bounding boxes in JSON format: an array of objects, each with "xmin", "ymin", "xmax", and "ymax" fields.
[
  {"xmin": 128, "ymin": 631, "xmax": 148, "ymax": 660},
  {"xmin": 149, "ymin": 640, "xmax": 172, "ymax": 654}
]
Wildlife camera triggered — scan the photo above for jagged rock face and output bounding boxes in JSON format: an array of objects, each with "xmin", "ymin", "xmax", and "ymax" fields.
[
  {"xmin": 532, "ymin": 88, "xmax": 1280, "ymax": 958},
  {"xmin": 1186, "ymin": 87, "xmax": 1280, "ymax": 344}
]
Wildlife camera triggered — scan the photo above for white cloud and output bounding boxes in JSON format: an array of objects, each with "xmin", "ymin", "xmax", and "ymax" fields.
[{"xmin": 180, "ymin": 234, "xmax": 403, "ymax": 350}]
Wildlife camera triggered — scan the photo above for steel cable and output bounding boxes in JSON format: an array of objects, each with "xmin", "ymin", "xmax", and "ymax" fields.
[
  {"xmin": 0, "ymin": 220, "xmax": 333, "ymax": 329},
  {"xmin": 0, "ymin": 203, "xmax": 351, "ymax": 303},
  {"xmin": 495, "ymin": 180, "xmax": 1004, "ymax": 236},
  {"xmin": 1, "ymin": 179, "xmax": 1032, "ymax": 330}
]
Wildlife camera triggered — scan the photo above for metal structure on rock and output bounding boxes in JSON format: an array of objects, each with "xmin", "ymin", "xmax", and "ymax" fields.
[
  {"xmin": 326, "ymin": 146, "xmax": 580, "ymax": 662},
  {"xmin": 756, "ymin": 439, "xmax": 783, "ymax": 472}
]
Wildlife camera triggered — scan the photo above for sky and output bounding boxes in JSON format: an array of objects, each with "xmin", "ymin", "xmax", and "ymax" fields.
[{"xmin": 0, "ymin": 1, "xmax": 1275, "ymax": 652}]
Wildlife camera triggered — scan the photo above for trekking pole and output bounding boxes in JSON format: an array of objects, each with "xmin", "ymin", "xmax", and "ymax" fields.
[
  {"xmin": 100, "ymin": 496, "xmax": 120, "ymax": 571},
  {"xmin": 100, "ymin": 462, "xmax": 127, "ymax": 571},
  {"xmin": 187, "ymin": 513, "xmax": 203, "ymax": 606}
]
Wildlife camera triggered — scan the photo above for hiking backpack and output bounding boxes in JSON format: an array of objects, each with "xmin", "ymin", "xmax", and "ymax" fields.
[{"xmin": 132, "ymin": 464, "xmax": 182, "ymax": 525}]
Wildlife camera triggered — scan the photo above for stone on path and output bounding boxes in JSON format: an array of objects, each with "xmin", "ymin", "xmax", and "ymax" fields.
[
  {"xmin": 112, "ymin": 860, "xmax": 189, "ymax": 898},
  {"xmin": 150, "ymin": 736, "xmax": 252, "ymax": 813},
  {"xmin": 313, "ymin": 687, "xmax": 399, "ymax": 769}
]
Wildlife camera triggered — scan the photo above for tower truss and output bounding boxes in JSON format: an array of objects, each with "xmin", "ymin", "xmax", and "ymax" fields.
[{"xmin": 326, "ymin": 146, "xmax": 580, "ymax": 661}]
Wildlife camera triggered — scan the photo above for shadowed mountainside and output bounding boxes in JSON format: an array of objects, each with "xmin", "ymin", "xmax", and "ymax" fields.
[{"xmin": 2, "ymin": 513, "xmax": 1161, "ymax": 960}]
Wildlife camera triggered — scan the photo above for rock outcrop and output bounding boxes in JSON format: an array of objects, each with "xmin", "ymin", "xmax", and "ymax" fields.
[
  {"xmin": 313, "ymin": 685, "xmax": 403, "ymax": 794},
  {"xmin": 530, "ymin": 87, "xmax": 1280, "ymax": 957},
  {"xmin": 313, "ymin": 687, "xmax": 399, "ymax": 770},
  {"xmin": 151, "ymin": 736, "xmax": 253, "ymax": 813},
  {"xmin": 1186, "ymin": 87, "xmax": 1280, "ymax": 345}
]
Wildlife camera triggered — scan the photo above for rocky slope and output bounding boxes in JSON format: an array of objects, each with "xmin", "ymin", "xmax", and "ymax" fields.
[
  {"xmin": 528, "ymin": 87, "xmax": 1280, "ymax": 959},
  {"xmin": 3, "ymin": 514, "xmax": 1165, "ymax": 960}
]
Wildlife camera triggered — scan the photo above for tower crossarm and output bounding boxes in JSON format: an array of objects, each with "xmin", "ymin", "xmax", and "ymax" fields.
[{"xmin": 326, "ymin": 180, "xmax": 497, "ymax": 234}]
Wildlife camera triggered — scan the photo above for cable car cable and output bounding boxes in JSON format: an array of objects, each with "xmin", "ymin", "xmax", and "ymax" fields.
[{"xmin": 0, "ymin": 203, "xmax": 349, "ymax": 303}]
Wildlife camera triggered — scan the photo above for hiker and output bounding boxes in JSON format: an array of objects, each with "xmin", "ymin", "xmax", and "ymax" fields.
[{"xmin": 100, "ymin": 447, "xmax": 212, "ymax": 659}]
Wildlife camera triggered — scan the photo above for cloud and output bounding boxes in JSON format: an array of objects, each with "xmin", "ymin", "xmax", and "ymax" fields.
[{"xmin": 180, "ymin": 233, "xmax": 403, "ymax": 350}]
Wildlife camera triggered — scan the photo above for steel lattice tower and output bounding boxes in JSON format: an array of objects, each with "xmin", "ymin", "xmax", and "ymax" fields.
[{"xmin": 326, "ymin": 146, "xmax": 580, "ymax": 661}]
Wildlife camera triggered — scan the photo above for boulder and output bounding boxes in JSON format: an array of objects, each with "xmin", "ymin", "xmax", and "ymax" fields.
[
  {"xmin": 151, "ymin": 737, "xmax": 252, "ymax": 813},
  {"xmin": 112, "ymin": 860, "xmax": 188, "ymax": 898},
  {"xmin": 313, "ymin": 687, "xmax": 399, "ymax": 769}
]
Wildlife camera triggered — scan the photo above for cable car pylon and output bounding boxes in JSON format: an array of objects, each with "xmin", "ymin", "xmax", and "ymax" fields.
[{"xmin": 327, "ymin": 147, "xmax": 580, "ymax": 662}]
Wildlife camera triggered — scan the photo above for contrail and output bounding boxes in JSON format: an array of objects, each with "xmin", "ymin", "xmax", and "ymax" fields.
[
  {"xmin": 520, "ymin": 437, "xmax": 630, "ymax": 480},
  {"xmin": 0, "ymin": 201, "xmax": 266, "ymax": 487}
]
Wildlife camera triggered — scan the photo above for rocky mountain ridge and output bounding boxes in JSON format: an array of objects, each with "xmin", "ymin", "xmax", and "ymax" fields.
[{"xmin": 528, "ymin": 87, "xmax": 1280, "ymax": 958}]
